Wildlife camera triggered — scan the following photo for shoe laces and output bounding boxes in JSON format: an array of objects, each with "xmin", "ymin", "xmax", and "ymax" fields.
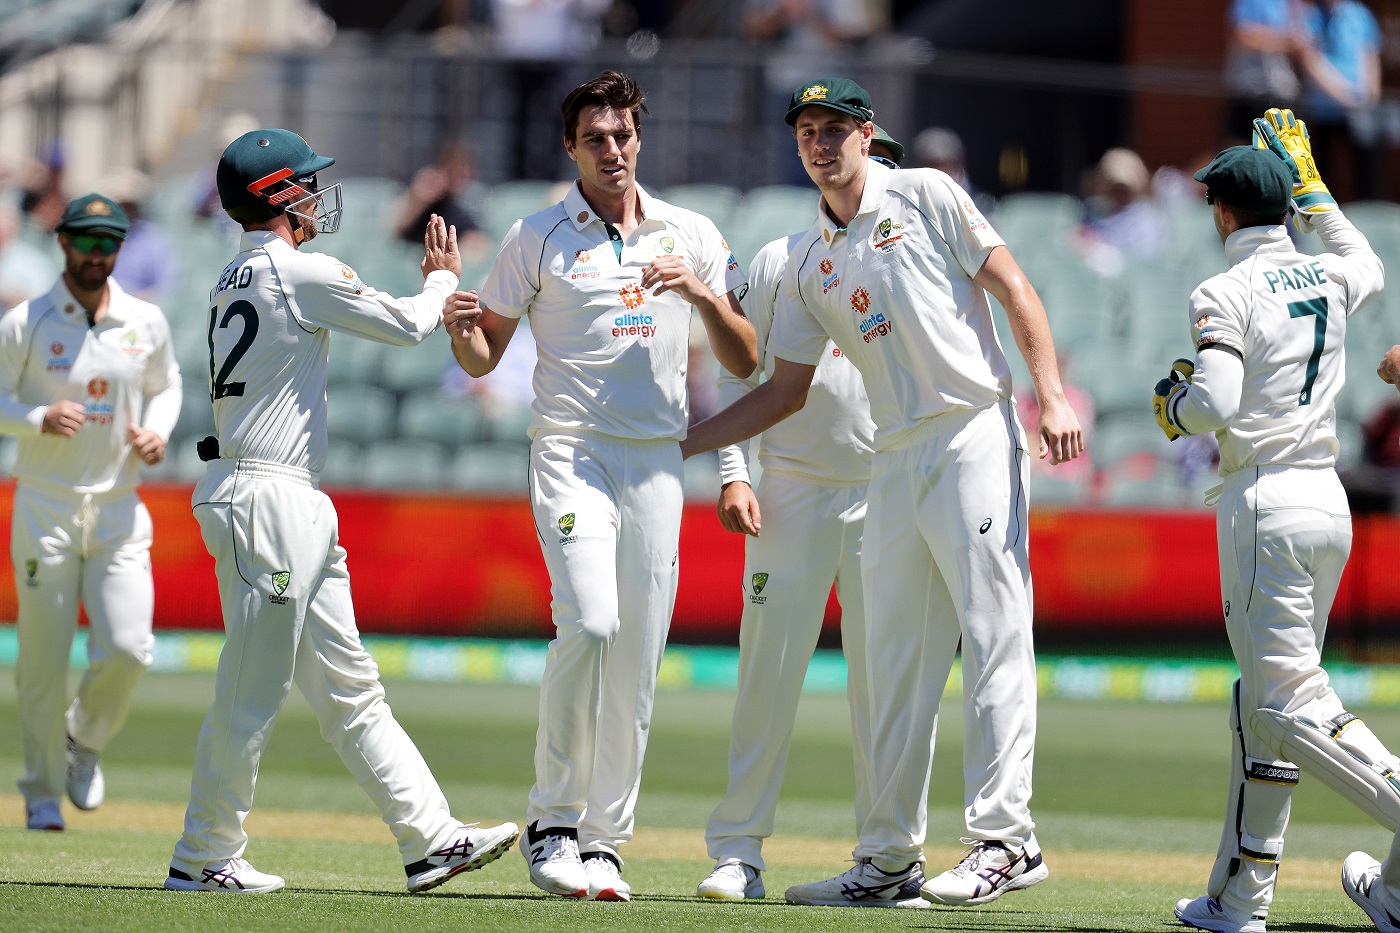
[
  {"xmin": 586, "ymin": 854, "xmax": 621, "ymax": 879},
  {"xmin": 952, "ymin": 839, "xmax": 1009, "ymax": 875},
  {"xmin": 545, "ymin": 833, "xmax": 581, "ymax": 863},
  {"xmin": 714, "ymin": 861, "xmax": 754, "ymax": 883}
]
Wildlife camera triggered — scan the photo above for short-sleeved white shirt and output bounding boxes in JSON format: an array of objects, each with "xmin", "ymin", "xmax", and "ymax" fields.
[
  {"xmin": 1187, "ymin": 220, "xmax": 1384, "ymax": 474},
  {"xmin": 480, "ymin": 181, "xmax": 747, "ymax": 442},
  {"xmin": 767, "ymin": 162, "xmax": 1010, "ymax": 452},
  {"xmin": 0, "ymin": 277, "xmax": 181, "ymax": 494},
  {"xmin": 717, "ymin": 233, "xmax": 873, "ymax": 486}
]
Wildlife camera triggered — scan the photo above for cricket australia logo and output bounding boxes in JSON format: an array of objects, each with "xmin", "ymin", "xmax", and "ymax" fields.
[
  {"xmin": 659, "ymin": 235, "xmax": 674, "ymax": 254},
  {"xmin": 558, "ymin": 513, "xmax": 578, "ymax": 546},
  {"xmin": 800, "ymin": 83, "xmax": 829, "ymax": 103},
  {"xmin": 619, "ymin": 283, "xmax": 645, "ymax": 309},
  {"xmin": 749, "ymin": 572, "xmax": 769, "ymax": 605},
  {"xmin": 871, "ymin": 217, "xmax": 902, "ymax": 253},
  {"xmin": 24, "ymin": 558, "xmax": 37, "ymax": 588},
  {"xmin": 820, "ymin": 257, "xmax": 840, "ymax": 294},
  {"xmin": 269, "ymin": 571, "xmax": 291, "ymax": 605}
]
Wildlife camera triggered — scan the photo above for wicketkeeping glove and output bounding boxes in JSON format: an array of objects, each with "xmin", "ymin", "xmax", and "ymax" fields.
[
  {"xmin": 1253, "ymin": 108, "xmax": 1336, "ymax": 231},
  {"xmin": 1152, "ymin": 358, "xmax": 1195, "ymax": 442}
]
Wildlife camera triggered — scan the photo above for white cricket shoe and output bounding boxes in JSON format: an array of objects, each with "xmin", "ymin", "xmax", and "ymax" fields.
[
  {"xmin": 405, "ymin": 821, "xmax": 520, "ymax": 893},
  {"xmin": 697, "ymin": 859, "xmax": 765, "ymax": 901},
  {"xmin": 66, "ymin": 734, "xmax": 104, "ymax": 811},
  {"xmin": 164, "ymin": 858, "xmax": 286, "ymax": 893},
  {"xmin": 25, "ymin": 799, "xmax": 63, "ymax": 832},
  {"xmin": 1173, "ymin": 894, "xmax": 1267, "ymax": 933},
  {"xmin": 1342, "ymin": 851, "xmax": 1400, "ymax": 933},
  {"xmin": 784, "ymin": 858, "xmax": 930, "ymax": 908},
  {"xmin": 519, "ymin": 821, "xmax": 588, "ymax": 897},
  {"xmin": 583, "ymin": 852, "xmax": 631, "ymax": 901},
  {"xmin": 920, "ymin": 838, "xmax": 1049, "ymax": 906}
]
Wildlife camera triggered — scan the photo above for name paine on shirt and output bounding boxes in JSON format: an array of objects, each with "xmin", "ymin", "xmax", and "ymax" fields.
[{"xmin": 1262, "ymin": 261, "xmax": 1328, "ymax": 293}]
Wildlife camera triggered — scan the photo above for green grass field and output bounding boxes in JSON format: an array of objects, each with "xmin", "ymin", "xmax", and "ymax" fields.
[{"xmin": 0, "ymin": 669, "xmax": 1389, "ymax": 932}]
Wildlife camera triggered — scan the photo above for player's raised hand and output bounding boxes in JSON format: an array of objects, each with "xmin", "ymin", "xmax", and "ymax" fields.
[
  {"xmin": 422, "ymin": 214, "xmax": 462, "ymax": 279},
  {"xmin": 127, "ymin": 424, "xmax": 166, "ymax": 465},
  {"xmin": 1379, "ymin": 344, "xmax": 1400, "ymax": 391},
  {"xmin": 641, "ymin": 255, "xmax": 711, "ymax": 305},
  {"xmin": 41, "ymin": 400, "xmax": 85, "ymax": 437},
  {"xmin": 1253, "ymin": 108, "xmax": 1336, "ymax": 230},
  {"xmin": 444, "ymin": 290, "xmax": 483, "ymax": 342},
  {"xmin": 717, "ymin": 480, "xmax": 762, "ymax": 536},
  {"xmin": 1037, "ymin": 393, "xmax": 1084, "ymax": 464}
]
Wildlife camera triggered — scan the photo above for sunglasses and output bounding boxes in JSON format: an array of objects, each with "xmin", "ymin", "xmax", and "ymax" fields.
[
  {"xmin": 870, "ymin": 156, "xmax": 900, "ymax": 169},
  {"xmin": 69, "ymin": 234, "xmax": 121, "ymax": 256}
]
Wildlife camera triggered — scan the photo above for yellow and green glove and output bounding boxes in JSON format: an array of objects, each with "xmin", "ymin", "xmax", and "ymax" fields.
[
  {"xmin": 1152, "ymin": 358, "xmax": 1196, "ymax": 442},
  {"xmin": 1253, "ymin": 107, "xmax": 1337, "ymax": 230}
]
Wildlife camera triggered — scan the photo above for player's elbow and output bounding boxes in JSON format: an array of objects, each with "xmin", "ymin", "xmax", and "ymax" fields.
[{"xmin": 775, "ymin": 381, "xmax": 809, "ymax": 418}]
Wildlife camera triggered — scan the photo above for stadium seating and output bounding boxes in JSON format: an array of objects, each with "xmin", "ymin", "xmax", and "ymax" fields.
[
  {"xmin": 448, "ymin": 444, "xmax": 530, "ymax": 492},
  {"xmin": 361, "ymin": 439, "xmax": 448, "ymax": 489},
  {"xmin": 481, "ymin": 181, "xmax": 560, "ymax": 242},
  {"xmin": 659, "ymin": 184, "xmax": 741, "ymax": 233},
  {"xmin": 398, "ymin": 390, "xmax": 488, "ymax": 449},
  {"xmin": 325, "ymin": 384, "xmax": 396, "ymax": 446}
]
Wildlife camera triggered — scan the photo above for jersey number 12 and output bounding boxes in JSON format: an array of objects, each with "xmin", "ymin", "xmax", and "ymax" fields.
[{"xmin": 208, "ymin": 299, "xmax": 259, "ymax": 400}]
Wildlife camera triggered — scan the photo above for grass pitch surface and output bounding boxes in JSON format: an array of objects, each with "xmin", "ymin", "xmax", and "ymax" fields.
[{"xmin": 0, "ymin": 672, "xmax": 1389, "ymax": 931}]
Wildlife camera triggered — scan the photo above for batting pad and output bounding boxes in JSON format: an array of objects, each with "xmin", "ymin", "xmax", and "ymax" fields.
[{"xmin": 1252, "ymin": 708, "xmax": 1400, "ymax": 831}]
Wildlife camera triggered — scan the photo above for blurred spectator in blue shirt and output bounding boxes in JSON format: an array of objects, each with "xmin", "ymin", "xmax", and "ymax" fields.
[
  {"xmin": 1297, "ymin": 0, "xmax": 1382, "ymax": 200},
  {"xmin": 1077, "ymin": 148, "xmax": 1168, "ymax": 277},
  {"xmin": 106, "ymin": 169, "xmax": 178, "ymax": 304},
  {"xmin": 1225, "ymin": 0, "xmax": 1308, "ymax": 135}
]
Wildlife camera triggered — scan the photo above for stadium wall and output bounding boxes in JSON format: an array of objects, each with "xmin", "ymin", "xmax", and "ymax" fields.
[{"xmin": 3, "ymin": 480, "xmax": 1397, "ymax": 642}]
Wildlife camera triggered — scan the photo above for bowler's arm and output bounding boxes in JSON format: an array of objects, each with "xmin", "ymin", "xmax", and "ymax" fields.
[{"xmin": 681, "ymin": 357, "xmax": 814, "ymax": 459}]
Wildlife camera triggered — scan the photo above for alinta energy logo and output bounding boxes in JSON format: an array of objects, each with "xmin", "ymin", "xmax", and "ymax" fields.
[
  {"xmin": 85, "ymin": 376, "xmax": 116, "ymax": 425},
  {"xmin": 820, "ymin": 257, "xmax": 840, "ymax": 294},
  {"xmin": 558, "ymin": 512, "xmax": 578, "ymax": 546},
  {"xmin": 851, "ymin": 287, "xmax": 893, "ymax": 344},
  {"xmin": 570, "ymin": 248, "xmax": 599, "ymax": 281},
  {"xmin": 748, "ymin": 571, "xmax": 769, "ymax": 605},
  {"xmin": 614, "ymin": 285, "xmax": 657, "ymax": 338},
  {"xmin": 47, "ymin": 341, "xmax": 70, "ymax": 373}
]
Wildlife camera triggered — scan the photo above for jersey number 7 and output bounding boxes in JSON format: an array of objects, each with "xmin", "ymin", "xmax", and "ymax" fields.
[
  {"xmin": 208, "ymin": 299, "xmax": 260, "ymax": 400},
  {"xmin": 1287, "ymin": 297, "xmax": 1328, "ymax": 406}
]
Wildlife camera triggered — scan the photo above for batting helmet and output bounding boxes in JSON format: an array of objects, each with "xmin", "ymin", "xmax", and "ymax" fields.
[{"xmin": 217, "ymin": 129, "xmax": 341, "ymax": 234}]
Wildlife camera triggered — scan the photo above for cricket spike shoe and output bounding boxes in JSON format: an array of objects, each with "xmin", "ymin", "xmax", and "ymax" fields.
[
  {"xmin": 697, "ymin": 859, "xmax": 765, "ymax": 901},
  {"xmin": 582, "ymin": 851, "xmax": 631, "ymax": 901},
  {"xmin": 784, "ymin": 858, "xmax": 930, "ymax": 907},
  {"xmin": 405, "ymin": 821, "xmax": 520, "ymax": 893},
  {"xmin": 519, "ymin": 821, "xmax": 588, "ymax": 897},
  {"xmin": 164, "ymin": 858, "xmax": 285, "ymax": 893},
  {"xmin": 1342, "ymin": 851, "xmax": 1400, "ymax": 933},
  {"xmin": 920, "ymin": 838, "xmax": 1049, "ymax": 906},
  {"xmin": 1173, "ymin": 895, "xmax": 1267, "ymax": 933},
  {"xmin": 65, "ymin": 734, "xmax": 104, "ymax": 811},
  {"xmin": 25, "ymin": 799, "xmax": 63, "ymax": 832}
]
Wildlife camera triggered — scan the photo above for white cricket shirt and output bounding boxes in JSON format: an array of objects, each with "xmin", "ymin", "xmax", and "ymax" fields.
[
  {"xmin": 718, "ymin": 233, "xmax": 874, "ymax": 486},
  {"xmin": 1183, "ymin": 214, "xmax": 1383, "ymax": 474},
  {"xmin": 767, "ymin": 162, "xmax": 1010, "ymax": 452},
  {"xmin": 208, "ymin": 230, "xmax": 456, "ymax": 472},
  {"xmin": 480, "ymin": 181, "xmax": 747, "ymax": 442},
  {"xmin": 0, "ymin": 277, "xmax": 181, "ymax": 494}
]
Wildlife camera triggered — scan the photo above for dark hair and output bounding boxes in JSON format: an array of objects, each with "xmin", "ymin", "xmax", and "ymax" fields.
[
  {"xmin": 1221, "ymin": 200, "xmax": 1287, "ymax": 229},
  {"xmin": 560, "ymin": 70, "xmax": 648, "ymax": 143}
]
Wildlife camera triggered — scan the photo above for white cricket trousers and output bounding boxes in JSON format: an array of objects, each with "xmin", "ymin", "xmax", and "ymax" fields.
[
  {"xmin": 705, "ymin": 471, "xmax": 870, "ymax": 871},
  {"xmin": 12, "ymin": 480, "xmax": 154, "ymax": 805},
  {"xmin": 171, "ymin": 459, "xmax": 459, "ymax": 875},
  {"xmin": 856, "ymin": 401, "xmax": 1037, "ymax": 870},
  {"xmin": 1218, "ymin": 465, "xmax": 1351, "ymax": 723},
  {"xmin": 526, "ymin": 432, "xmax": 684, "ymax": 860},
  {"xmin": 1208, "ymin": 465, "xmax": 1352, "ymax": 908}
]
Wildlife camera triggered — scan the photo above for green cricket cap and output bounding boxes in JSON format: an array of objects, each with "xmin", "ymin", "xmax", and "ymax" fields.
[
  {"xmin": 786, "ymin": 77, "xmax": 874, "ymax": 126},
  {"xmin": 1194, "ymin": 146, "xmax": 1293, "ymax": 215},
  {"xmin": 58, "ymin": 194, "xmax": 129, "ymax": 238},
  {"xmin": 871, "ymin": 124, "xmax": 904, "ymax": 165},
  {"xmin": 217, "ymin": 128, "xmax": 335, "ymax": 212}
]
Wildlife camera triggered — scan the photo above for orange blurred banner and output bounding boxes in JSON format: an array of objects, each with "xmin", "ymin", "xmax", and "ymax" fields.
[{"xmin": 2, "ymin": 480, "xmax": 1396, "ymax": 641}]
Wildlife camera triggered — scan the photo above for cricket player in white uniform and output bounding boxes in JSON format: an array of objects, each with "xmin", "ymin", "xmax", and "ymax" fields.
[
  {"xmin": 683, "ymin": 77, "xmax": 1082, "ymax": 909},
  {"xmin": 695, "ymin": 129, "xmax": 903, "ymax": 903},
  {"xmin": 164, "ymin": 128, "xmax": 518, "ymax": 895},
  {"xmin": 1157, "ymin": 115, "xmax": 1396, "ymax": 933},
  {"xmin": 0, "ymin": 194, "xmax": 180, "ymax": 833},
  {"xmin": 442, "ymin": 71, "xmax": 756, "ymax": 902}
]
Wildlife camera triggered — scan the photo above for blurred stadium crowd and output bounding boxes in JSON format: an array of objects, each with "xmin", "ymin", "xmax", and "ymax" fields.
[{"xmin": 5, "ymin": 146, "xmax": 1400, "ymax": 508}]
